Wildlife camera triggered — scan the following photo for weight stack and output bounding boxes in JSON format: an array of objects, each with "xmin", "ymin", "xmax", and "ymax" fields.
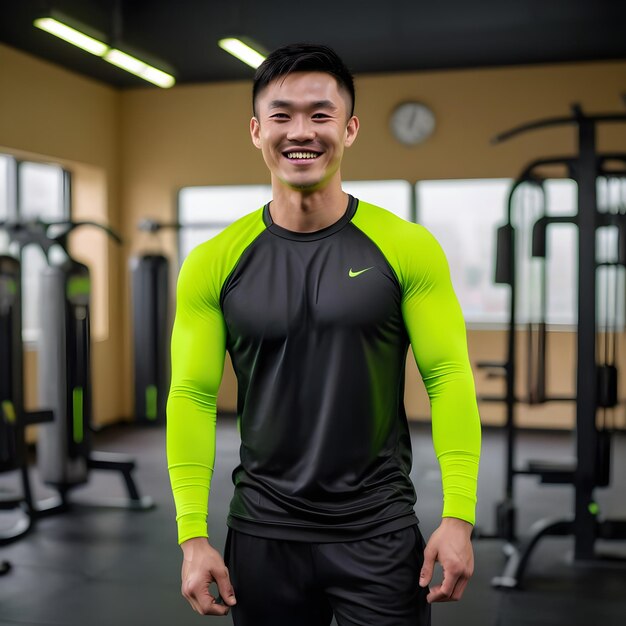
[
  {"xmin": 37, "ymin": 261, "xmax": 91, "ymax": 487},
  {"xmin": 130, "ymin": 254, "xmax": 170, "ymax": 425},
  {"xmin": 0, "ymin": 256, "xmax": 22, "ymax": 473}
]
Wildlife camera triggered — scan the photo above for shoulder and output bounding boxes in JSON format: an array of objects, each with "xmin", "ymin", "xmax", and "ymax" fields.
[
  {"xmin": 178, "ymin": 206, "xmax": 266, "ymax": 302},
  {"xmin": 352, "ymin": 200, "xmax": 447, "ymax": 288},
  {"xmin": 188, "ymin": 207, "xmax": 266, "ymax": 262}
]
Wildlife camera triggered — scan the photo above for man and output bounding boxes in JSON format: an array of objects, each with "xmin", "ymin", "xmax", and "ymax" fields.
[{"xmin": 167, "ymin": 43, "xmax": 481, "ymax": 625}]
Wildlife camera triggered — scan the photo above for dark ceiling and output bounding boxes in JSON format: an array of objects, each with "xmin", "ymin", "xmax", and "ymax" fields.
[{"xmin": 1, "ymin": 0, "xmax": 625, "ymax": 89}]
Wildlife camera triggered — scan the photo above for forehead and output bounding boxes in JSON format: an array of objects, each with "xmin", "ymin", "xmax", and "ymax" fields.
[{"xmin": 256, "ymin": 71, "xmax": 350, "ymax": 111}]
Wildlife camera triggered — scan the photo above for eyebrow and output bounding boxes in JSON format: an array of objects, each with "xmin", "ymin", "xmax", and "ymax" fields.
[{"xmin": 268, "ymin": 99, "xmax": 338, "ymax": 111}]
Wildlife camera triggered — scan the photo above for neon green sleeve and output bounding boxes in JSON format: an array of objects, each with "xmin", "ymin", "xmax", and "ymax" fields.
[
  {"xmin": 166, "ymin": 209, "xmax": 266, "ymax": 544},
  {"xmin": 166, "ymin": 244, "xmax": 227, "ymax": 544},
  {"xmin": 353, "ymin": 202, "xmax": 481, "ymax": 525},
  {"xmin": 400, "ymin": 227, "xmax": 481, "ymax": 525}
]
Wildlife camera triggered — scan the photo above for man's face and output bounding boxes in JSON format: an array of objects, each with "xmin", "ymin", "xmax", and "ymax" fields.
[{"xmin": 250, "ymin": 72, "xmax": 359, "ymax": 192}]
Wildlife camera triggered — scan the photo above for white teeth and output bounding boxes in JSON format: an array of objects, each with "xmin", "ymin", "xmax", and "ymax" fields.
[{"xmin": 285, "ymin": 152, "xmax": 319, "ymax": 159}]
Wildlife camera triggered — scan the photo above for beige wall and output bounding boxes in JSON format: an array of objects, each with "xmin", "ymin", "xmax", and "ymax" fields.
[{"xmin": 2, "ymin": 40, "xmax": 626, "ymax": 429}]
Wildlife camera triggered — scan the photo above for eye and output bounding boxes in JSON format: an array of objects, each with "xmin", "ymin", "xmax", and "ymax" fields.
[
  {"xmin": 312, "ymin": 113, "xmax": 331, "ymax": 119},
  {"xmin": 270, "ymin": 112, "xmax": 289, "ymax": 120}
]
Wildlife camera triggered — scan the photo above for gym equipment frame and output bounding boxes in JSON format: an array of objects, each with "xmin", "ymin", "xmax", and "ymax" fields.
[{"xmin": 482, "ymin": 104, "xmax": 626, "ymax": 589}]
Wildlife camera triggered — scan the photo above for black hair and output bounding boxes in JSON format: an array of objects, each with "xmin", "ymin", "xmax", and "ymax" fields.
[{"xmin": 252, "ymin": 43, "xmax": 355, "ymax": 117}]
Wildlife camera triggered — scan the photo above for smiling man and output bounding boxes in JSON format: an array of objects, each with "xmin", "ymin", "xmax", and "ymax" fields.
[{"xmin": 167, "ymin": 43, "xmax": 481, "ymax": 626}]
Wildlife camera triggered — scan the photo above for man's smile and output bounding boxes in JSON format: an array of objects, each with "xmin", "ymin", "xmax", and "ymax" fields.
[{"xmin": 283, "ymin": 150, "xmax": 322, "ymax": 161}]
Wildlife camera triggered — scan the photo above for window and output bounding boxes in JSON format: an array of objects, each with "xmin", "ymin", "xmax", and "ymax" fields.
[
  {"xmin": 177, "ymin": 180, "xmax": 413, "ymax": 263},
  {"xmin": 342, "ymin": 180, "xmax": 413, "ymax": 221},
  {"xmin": 177, "ymin": 184, "xmax": 271, "ymax": 263},
  {"xmin": 417, "ymin": 178, "xmax": 512, "ymax": 325},
  {"xmin": 597, "ymin": 176, "xmax": 626, "ymax": 329},
  {"xmin": 531, "ymin": 179, "xmax": 577, "ymax": 326},
  {"xmin": 177, "ymin": 177, "xmax": 622, "ymax": 329},
  {"xmin": 417, "ymin": 178, "xmax": 582, "ymax": 326},
  {"xmin": 0, "ymin": 154, "xmax": 70, "ymax": 342},
  {"xmin": 0, "ymin": 155, "xmax": 15, "ymax": 250}
]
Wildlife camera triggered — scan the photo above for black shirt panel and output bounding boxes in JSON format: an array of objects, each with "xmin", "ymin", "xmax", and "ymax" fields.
[{"xmin": 221, "ymin": 198, "xmax": 418, "ymax": 540}]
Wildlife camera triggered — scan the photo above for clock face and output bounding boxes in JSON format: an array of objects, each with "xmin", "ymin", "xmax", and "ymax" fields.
[{"xmin": 389, "ymin": 102, "xmax": 436, "ymax": 145}]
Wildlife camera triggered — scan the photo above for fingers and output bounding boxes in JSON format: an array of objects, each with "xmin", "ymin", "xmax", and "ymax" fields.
[
  {"xmin": 182, "ymin": 581, "xmax": 229, "ymax": 615},
  {"xmin": 419, "ymin": 544, "xmax": 436, "ymax": 588},
  {"xmin": 420, "ymin": 520, "xmax": 475, "ymax": 603},
  {"xmin": 214, "ymin": 565, "xmax": 237, "ymax": 607},
  {"xmin": 182, "ymin": 563, "xmax": 237, "ymax": 615},
  {"xmin": 180, "ymin": 541, "xmax": 236, "ymax": 616},
  {"xmin": 426, "ymin": 566, "xmax": 471, "ymax": 603}
]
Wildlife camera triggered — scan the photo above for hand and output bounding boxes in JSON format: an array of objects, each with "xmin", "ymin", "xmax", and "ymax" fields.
[
  {"xmin": 419, "ymin": 517, "xmax": 474, "ymax": 603},
  {"xmin": 180, "ymin": 537, "xmax": 237, "ymax": 616}
]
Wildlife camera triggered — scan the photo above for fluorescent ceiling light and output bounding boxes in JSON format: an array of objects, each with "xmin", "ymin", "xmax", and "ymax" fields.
[
  {"xmin": 104, "ymin": 48, "xmax": 145, "ymax": 73},
  {"xmin": 218, "ymin": 38, "xmax": 266, "ymax": 69},
  {"xmin": 34, "ymin": 16, "xmax": 176, "ymax": 88},
  {"xmin": 34, "ymin": 17, "xmax": 108, "ymax": 56},
  {"xmin": 141, "ymin": 66, "xmax": 176, "ymax": 89},
  {"xmin": 104, "ymin": 49, "xmax": 175, "ymax": 88}
]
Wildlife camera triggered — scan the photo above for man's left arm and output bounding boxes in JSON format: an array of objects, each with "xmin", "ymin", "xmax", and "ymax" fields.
[{"xmin": 401, "ymin": 227, "xmax": 481, "ymax": 603}]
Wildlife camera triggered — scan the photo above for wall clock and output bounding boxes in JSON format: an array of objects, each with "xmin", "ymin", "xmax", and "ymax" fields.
[{"xmin": 389, "ymin": 101, "xmax": 436, "ymax": 145}]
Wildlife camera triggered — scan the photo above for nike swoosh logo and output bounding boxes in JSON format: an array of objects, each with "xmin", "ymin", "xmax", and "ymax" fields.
[{"xmin": 348, "ymin": 267, "xmax": 373, "ymax": 278}]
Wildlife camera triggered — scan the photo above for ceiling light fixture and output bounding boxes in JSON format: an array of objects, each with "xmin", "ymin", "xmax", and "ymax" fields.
[
  {"xmin": 33, "ymin": 11, "xmax": 176, "ymax": 88},
  {"xmin": 218, "ymin": 38, "xmax": 266, "ymax": 69},
  {"xmin": 34, "ymin": 17, "xmax": 109, "ymax": 57},
  {"xmin": 103, "ymin": 49, "xmax": 175, "ymax": 88}
]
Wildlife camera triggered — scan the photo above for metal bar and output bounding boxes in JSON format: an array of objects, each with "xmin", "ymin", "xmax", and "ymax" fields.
[
  {"xmin": 574, "ymin": 115, "xmax": 599, "ymax": 560},
  {"xmin": 504, "ymin": 205, "xmax": 517, "ymax": 538},
  {"xmin": 493, "ymin": 114, "xmax": 626, "ymax": 145}
]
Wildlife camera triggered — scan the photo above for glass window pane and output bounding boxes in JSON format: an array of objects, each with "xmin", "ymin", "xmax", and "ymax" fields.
[
  {"xmin": 510, "ymin": 183, "xmax": 545, "ymax": 324},
  {"xmin": 177, "ymin": 180, "xmax": 414, "ymax": 264},
  {"xmin": 508, "ymin": 180, "xmax": 579, "ymax": 326},
  {"xmin": 0, "ymin": 154, "xmax": 11, "ymax": 220},
  {"xmin": 343, "ymin": 180, "xmax": 413, "ymax": 221},
  {"xmin": 178, "ymin": 184, "xmax": 271, "ymax": 262},
  {"xmin": 417, "ymin": 179, "xmax": 512, "ymax": 324},
  {"xmin": 597, "ymin": 176, "xmax": 626, "ymax": 330},
  {"xmin": 418, "ymin": 177, "xmax": 583, "ymax": 327},
  {"xmin": 20, "ymin": 245, "xmax": 48, "ymax": 343},
  {"xmin": 17, "ymin": 161, "xmax": 69, "ymax": 342},
  {"xmin": 544, "ymin": 179, "xmax": 577, "ymax": 325},
  {"xmin": 0, "ymin": 154, "xmax": 15, "ymax": 251},
  {"xmin": 18, "ymin": 162, "xmax": 65, "ymax": 220}
]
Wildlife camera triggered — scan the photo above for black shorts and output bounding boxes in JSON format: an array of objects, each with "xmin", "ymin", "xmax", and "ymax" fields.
[{"xmin": 224, "ymin": 525, "xmax": 431, "ymax": 626}]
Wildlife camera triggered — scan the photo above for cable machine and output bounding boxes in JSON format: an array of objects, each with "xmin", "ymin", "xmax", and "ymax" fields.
[
  {"xmin": 1, "ymin": 222, "xmax": 56, "ymax": 575},
  {"xmin": 0, "ymin": 219, "xmax": 153, "ymax": 573},
  {"xmin": 1, "ymin": 251, "xmax": 35, "ymax": 576},
  {"xmin": 480, "ymin": 104, "xmax": 626, "ymax": 588},
  {"xmin": 477, "ymin": 162, "xmax": 579, "ymax": 545}
]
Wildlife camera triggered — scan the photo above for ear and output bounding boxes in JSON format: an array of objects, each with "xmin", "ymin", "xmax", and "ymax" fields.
[
  {"xmin": 344, "ymin": 115, "xmax": 360, "ymax": 148},
  {"xmin": 250, "ymin": 117, "xmax": 262, "ymax": 149}
]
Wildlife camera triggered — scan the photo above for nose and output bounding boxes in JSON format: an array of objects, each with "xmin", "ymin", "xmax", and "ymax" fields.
[{"xmin": 286, "ymin": 115, "xmax": 316, "ymax": 142}]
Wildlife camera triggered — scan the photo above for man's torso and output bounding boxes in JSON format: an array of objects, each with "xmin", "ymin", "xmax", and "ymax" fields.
[{"xmin": 220, "ymin": 197, "xmax": 418, "ymax": 540}]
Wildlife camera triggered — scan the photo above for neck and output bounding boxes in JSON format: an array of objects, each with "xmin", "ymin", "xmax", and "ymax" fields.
[{"xmin": 268, "ymin": 178, "xmax": 348, "ymax": 233}]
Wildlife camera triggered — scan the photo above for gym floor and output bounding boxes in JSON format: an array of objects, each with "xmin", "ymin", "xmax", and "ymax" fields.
[{"xmin": 1, "ymin": 420, "xmax": 625, "ymax": 626}]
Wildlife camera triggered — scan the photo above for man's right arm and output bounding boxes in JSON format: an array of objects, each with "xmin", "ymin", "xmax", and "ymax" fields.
[
  {"xmin": 166, "ymin": 247, "xmax": 236, "ymax": 615},
  {"xmin": 166, "ymin": 246, "xmax": 227, "ymax": 543}
]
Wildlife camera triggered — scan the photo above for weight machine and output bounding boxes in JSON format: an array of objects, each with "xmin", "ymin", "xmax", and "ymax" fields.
[
  {"xmin": 1, "ymin": 219, "xmax": 153, "ymax": 575},
  {"xmin": 478, "ymin": 104, "xmax": 626, "ymax": 588}
]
